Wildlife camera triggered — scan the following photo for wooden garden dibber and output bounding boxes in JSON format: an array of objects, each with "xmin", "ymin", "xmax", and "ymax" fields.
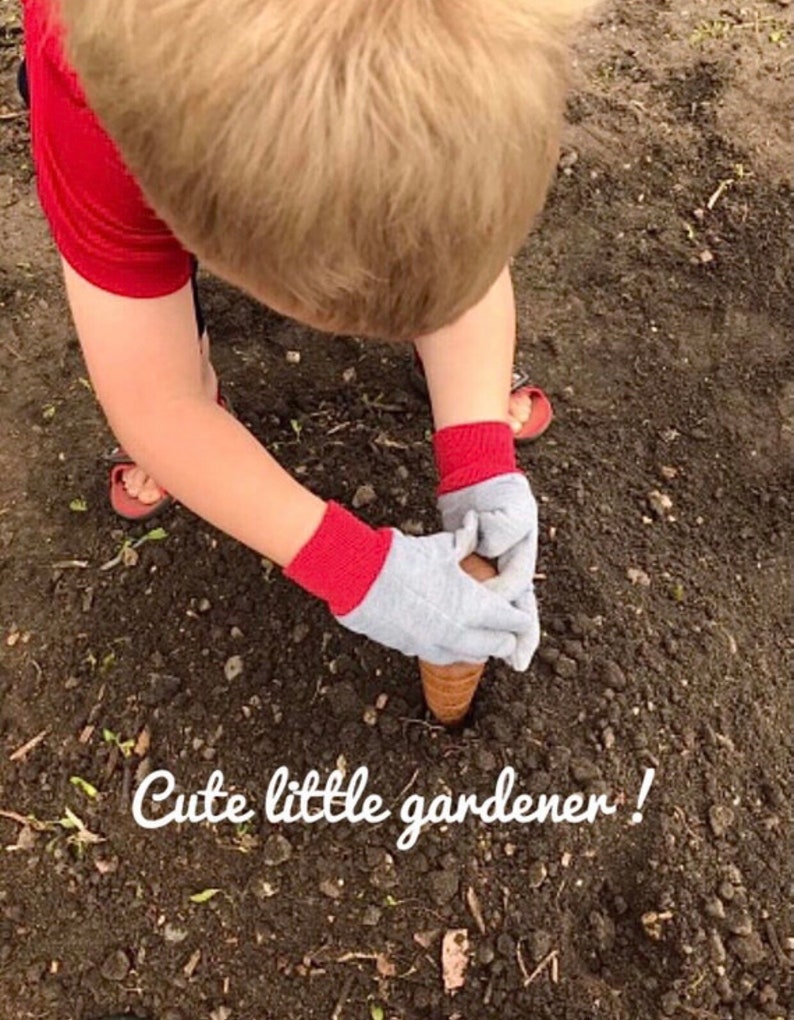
[{"xmin": 419, "ymin": 553, "xmax": 497, "ymax": 725}]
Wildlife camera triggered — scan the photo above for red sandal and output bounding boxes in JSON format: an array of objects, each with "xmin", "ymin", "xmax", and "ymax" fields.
[{"xmin": 106, "ymin": 388, "xmax": 234, "ymax": 522}]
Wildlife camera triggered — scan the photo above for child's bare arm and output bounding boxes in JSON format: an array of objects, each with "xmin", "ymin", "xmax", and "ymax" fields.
[
  {"xmin": 62, "ymin": 259, "xmax": 326, "ymax": 566},
  {"xmin": 413, "ymin": 265, "xmax": 515, "ymax": 430}
]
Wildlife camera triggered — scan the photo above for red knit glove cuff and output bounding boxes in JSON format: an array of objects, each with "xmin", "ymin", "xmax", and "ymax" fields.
[
  {"xmin": 284, "ymin": 501, "xmax": 393, "ymax": 616},
  {"xmin": 433, "ymin": 421, "xmax": 519, "ymax": 496}
]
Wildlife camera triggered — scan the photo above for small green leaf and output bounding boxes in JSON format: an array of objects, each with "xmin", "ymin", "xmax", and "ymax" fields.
[
  {"xmin": 144, "ymin": 526, "xmax": 168, "ymax": 542},
  {"xmin": 384, "ymin": 894, "xmax": 398, "ymax": 908},
  {"xmin": 289, "ymin": 418, "xmax": 303, "ymax": 440},
  {"xmin": 42, "ymin": 404, "xmax": 56, "ymax": 420},
  {"xmin": 69, "ymin": 776, "xmax": 98, "ymax": 800},
  {"xmin": 78, "ymin": 376, "xmax": 93, "ymax": 392},
  {"xmin": 69, "ymin": 497, "xmax": 88, "ymax": 513},
  {"xmin": 189, "ymin": 887, "xmax": 221, "ymax": 904},
  {"xmin": 59, "ymin": 806, "xmax": 84, "ymax": 831},
  {"xmin": 370, "ymin": 1006, "xmax": 385, "ymax": 1020},
  {"xmin": 102, "ymin": 728, "xmax": 119, "ymax": 745}
]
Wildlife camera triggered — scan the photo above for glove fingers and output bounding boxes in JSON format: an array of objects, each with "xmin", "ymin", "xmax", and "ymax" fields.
[
  {"xmin": 441, "ymin": 627, "xmax": 518, "ymax": 664},
  {"xmin": 461, "ymin": 582, "xmax": 536, "ymax": 635},
  {"xmin": 482, "ymin": 540, "xmax": 535, "ymax": 602},
  {"xmin": 506, "ymin": 590, "xmax": 540, "ymax": 671}
]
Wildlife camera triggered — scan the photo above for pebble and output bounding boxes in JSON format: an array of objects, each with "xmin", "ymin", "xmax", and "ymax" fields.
[
  {"xmin": 660, "ymin": 991, "xmax": 680, "ymax": 1016},
  {"xmin": 496, "ymin": 932, "xmax": 516, "ymax": 958},
  {"xmin": 526, "ymin": 930, "xmax": 552, "ymax": 962},
  {"xmin": 263, "ymin": 834, "xmax": 293, "ymax": 866},
  {"xmin": 730, "ymin": 931, "xmax": 766, "ymax": 965},
  {"xmin": 100, "ymin": 949, "xmax": 131, "ymax": 982},
  {"xmin": 427, "ymin": 869, "xmax": 459, "ymax": 906},
  {"xmin": 477, "ymin": 942, "xmax": 496, "ymax": 965},
  {"xmin": 223, "ymin": 655, "xmax": 244, "ymax": 681},
  {"xmin": 718, "ymin": 879, "xmax": 736, "ymax": 901},
  {"xmin": 715, "ymin": 975, "xmax": 734, "ymax": 1002},
  {"xmin": 705, "ymin": 897, "xmax": 726, "ymax": 920},
  {"xmin": 600, "ymin": 660, "xmax": 628, "ymax": 690},
  {"xmin": 708, "ymin": 931, "xmax": 727, "ymax": 965},
  {"xmin": 554, "ymin": 655, "xmax": 578, "ymax": 679},
  {"xmin": 352, "ymin": 484, "xmax": 377, "ymax": 509},
  {"xmin": 361, "ymin": 905, "xmax": 382, "ymax": 927},
  {"xmin": 537, "ymin": 645, "xmax": 560, "ymax": 665},
  {"xmin": 319, "ymin": 878, "xmax": 343, "ymax": 900},
  {"xmin": 726, "ymin": 907, "xmax": 753, "ymax": 936},
  {"xmin": 369, "ymin": 853, "xmax": 398, "ymax": 890},
  {"xmin": 474, "ymin": 748, "xmax": 497, "ymax": 772},
  {"xmin": 527, "ymin": 861, "xmax": 547, "ymax": 888},
  {"xmin": 708, "ymin": 804, "xmax": 735, "ymax": 837},
  {"xmin": 291, "ymin": 623, "xmax": 310, "ymax": 643},
  {"xmin": 163, "ymin": 923, "xmax": 189, "ymax": 944}
]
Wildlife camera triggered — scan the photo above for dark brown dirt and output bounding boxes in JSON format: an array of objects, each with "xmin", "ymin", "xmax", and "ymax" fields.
[{"xmin": 0, "ymin": 2, "xmax": 790, "ymax": 1019}]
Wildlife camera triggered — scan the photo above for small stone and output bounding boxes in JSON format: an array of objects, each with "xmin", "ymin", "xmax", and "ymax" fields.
[
  {"xmin": 600, "ymin": 660, "xmax": 628, "ymax": 690},
  {"xmin": 627, "ymin": 566, "xmax": 651, "ymax": 587},
  {"xmin": 526, "ymin": 930, "xmax": 552, "ymax": 963},
  {"xmin": 537, "ymin": 645, "xmax": 560, "ymax": 665},
  {"xmin": 718, "ymin": 879, "xmax": 736, "ymax": 901},
  {"xmin": 496, "ymin": 932, "xmax": 516, "ymax": 958},
  {"xmin": 648, "ymin": 490, "xmax": 673, "ymax": 517},
  {"xmin": 163, "ymin": 923, "xmax": 189, "ymax": 944},
  {"xmin": 708, "ymin": 804, "xmax": 735, "ymax": 838},
  {"xmin": 198, "ymin": 598, "xmax": 211, "ymax": 613},
  {"xmin": 362, "ymin": 706, "xmax": 378, "ymax": 726},
  {"xmin": 705, "ymin": 897, "xmax": 726, "ymax": 920},
  {"xmin": 370, "ymin": 853, "xmax": 399, "ymax": 890},
  {"xmin": 474, "ymin": 749, "xmax": 497, "ymax": 772},
  {"xmin": 476, "ymin": 942, "xmax": 496, "ymax": 965},
  {"xmin": 100, "ymin": 949, "xmax": 131, "ymax": 982},
  {"xmin": 661, "ymin": 991, "xmax": 680, "ymax": 1016},
  {"xmin": 342, "ymin": 367, "xmax": 357, "ymax": 383},
  {"xmin": 428, "ymin": 869, "xmax": 459, "ymax": 906},
  {"xmin": 361, "ymin": 905, "xmax": 382, "ymax": 927},
  {"xmin": 319, "ymin": 878, "xmax": 343, "ymax": 900},
  {"xmin": 352, "ymin": 484, "xmax": 377, "ymax": 509},
  {"xmin": 726, "ymin": 908, "xmax": 753, "ymax": 936},
  {"xmin": 729, "ymin": 932, "xmax": 766, "ymax": 965},
  {"xmin": 400, "ymin": 519, "xmax": 424, "ymax": 536},
  {"xmin": 285, "ymin": 349, "xmax": 301, "ymax": 364},
  {"xmin": 708, "ymin": 931, "xmax": 727, "ymax": 965},
  {"xmin": 224, "ymin": 655, "xmax": 244, "ymax": 681},
  {"xmin": 251, "ymin": 877, "xmax": 278, "ymax": 900},
  {"xmin": 527, "ymin": 861, "xmax": 547, "ymax": 888},
  {"xmin": 291, "ymin": 623, "xmax": 310, "ymax": 643},
  {"xmin": 554, "ymin": 655, "xmax": 578, "ymax": 679},
  {"xmin": 715, "ymin": 975, "xmax": 734, "ymax": 1003},
  {"xmin": 571, "ymin": 759, "xmax": 601, "ymax": 783},
  {"xmin": 263, "ymin": 834, "xmax": 293, "ymax": 866}
]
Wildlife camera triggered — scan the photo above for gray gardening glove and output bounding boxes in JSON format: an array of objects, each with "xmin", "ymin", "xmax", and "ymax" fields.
[
  {"xmin": 438, "ymin": 474, "xmax": 539, "ymax": 670},
  {"xmin": 337, "ymin": 511, "xmax": 536, "ymax": 668}
]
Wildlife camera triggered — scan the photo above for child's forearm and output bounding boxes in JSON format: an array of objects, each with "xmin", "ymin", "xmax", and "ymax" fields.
[
  {"xmin": 62, "ymin": 260, "xmax": 325, "ymax": 565},
  {"xmin": 413, "ymin": 265, "xmax": 516, "ymax": 430},
  {"xmin": 116, "ymin": 396, "xmax": 326, "ymax": 565}
]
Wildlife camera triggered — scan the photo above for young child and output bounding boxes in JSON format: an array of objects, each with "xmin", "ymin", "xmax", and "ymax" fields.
[{"xmin": 21, "ymin": 0, "xmax": 592, "ymax": 673}]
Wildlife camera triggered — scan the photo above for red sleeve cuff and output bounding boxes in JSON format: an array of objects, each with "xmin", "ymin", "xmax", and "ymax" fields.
[
  {"xmin": 283, "ymin": 502, "xmax": 393, "ymax": 616},
  {"xmin": 433, "ymin": 421, "xmax": 519, "ymax": 495}
]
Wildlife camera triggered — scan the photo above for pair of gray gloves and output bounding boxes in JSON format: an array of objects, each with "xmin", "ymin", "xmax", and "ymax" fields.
[{"xmin": 337, "ymin": 473, "xmax": 539, "ymax": 670}]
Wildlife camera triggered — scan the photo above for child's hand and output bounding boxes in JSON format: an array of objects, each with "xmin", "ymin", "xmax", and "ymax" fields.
[
  {"xmin": 432, "ymin": 421, "xmax": 541, "ymax": 670},
  {"xmin": 285, "ymin": 506, "xmax": 535, "ymax": 668}
]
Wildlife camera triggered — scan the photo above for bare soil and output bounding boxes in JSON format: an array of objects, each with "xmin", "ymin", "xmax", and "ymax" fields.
[{"xmin": 0, "ymin": 2, "xmax": 790, "ymax": 1019}]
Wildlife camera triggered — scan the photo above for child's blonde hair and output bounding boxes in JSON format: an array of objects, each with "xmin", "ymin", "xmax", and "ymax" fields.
[{"xmin": 59, "ymin": 0, "xmax": 594, "ymax": 339}]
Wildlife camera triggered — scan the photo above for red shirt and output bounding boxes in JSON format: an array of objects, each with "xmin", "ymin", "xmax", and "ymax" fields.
[{"xmin": 22, "ymin": 0, "xmax": 192, "ymax": 297}]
